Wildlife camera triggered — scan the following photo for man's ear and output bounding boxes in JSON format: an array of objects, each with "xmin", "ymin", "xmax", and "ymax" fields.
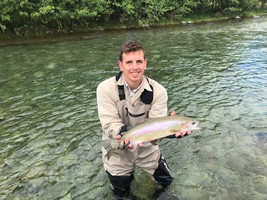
[{"xmin": 118, "ymin": 61, "xmax": 123, "ymax": 71}]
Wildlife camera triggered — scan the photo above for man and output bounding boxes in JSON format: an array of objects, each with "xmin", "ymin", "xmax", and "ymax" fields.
[{"xmin": 97, "ymin": 40, "xmax": 191, "ymax": 199}]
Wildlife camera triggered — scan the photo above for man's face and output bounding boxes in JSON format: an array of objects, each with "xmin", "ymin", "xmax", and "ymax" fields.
[{"xmin": 119, "ymin": 50, "xmax": 147, "ymax": 89}]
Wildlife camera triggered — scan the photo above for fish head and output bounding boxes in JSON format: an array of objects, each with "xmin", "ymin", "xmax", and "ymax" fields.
[
  {"xmin": 179, "ymin": 118, "xmax": 200, "ymax": 131},
  {"xmin": 188, "ymin": 120, "xmax": 200, "ymax": 131}
]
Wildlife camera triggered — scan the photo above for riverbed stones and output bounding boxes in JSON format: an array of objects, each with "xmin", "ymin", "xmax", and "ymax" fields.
[
  {"xmin": 39, "ymin": 182, "xmax": 74, "ymax": 199},
  {"xmin": 33, "ymin": 71, "xmax": 44, "ymax": 78},
  {"xmin": 25, "ymin": 165, "xmax": 47, "ymax": 180},
  {"xmin": 0, "ymin": 107, "xmax": 5, "ymax": 121},
  {"xmin": 46, "ymin": 63, "xmax": 56, "ymax": 69},
  {"xmin": 198, "ymin": 144, "xmax": 217, "ymax": 159}
]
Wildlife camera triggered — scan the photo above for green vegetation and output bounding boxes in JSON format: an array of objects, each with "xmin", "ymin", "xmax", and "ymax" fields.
[{"xmin": 0, "ymin": 0, "xmax": 266, "ymax": 37}]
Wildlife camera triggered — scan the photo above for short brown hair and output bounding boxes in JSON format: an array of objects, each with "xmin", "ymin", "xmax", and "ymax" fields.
[{"xmin": 119, "ymin": 40, "xmax": 145, "ymax": 61}]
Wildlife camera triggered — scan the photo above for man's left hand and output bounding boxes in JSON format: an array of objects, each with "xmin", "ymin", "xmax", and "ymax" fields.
[
  {"xmin": 174, "ymin": 130, "xmax": 192, "ymax": 138},
  {"xmin": 171, "ymin": 111, "xmax": 192, "ymax": 138}
]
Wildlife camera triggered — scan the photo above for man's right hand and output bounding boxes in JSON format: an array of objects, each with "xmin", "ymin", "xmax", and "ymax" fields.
[
  {"xmin": 115, "ymin": 135, "xmax": 143, "ymax": 149},
  {"xmin": 115, "ymin": 135, "xmax": 134, "ymax": 149}
]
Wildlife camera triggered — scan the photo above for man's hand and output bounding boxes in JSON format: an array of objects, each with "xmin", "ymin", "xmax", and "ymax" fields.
[
  {"xmin": 115, "ymin": 135, "xmax": 134, "ymax": 149},
  {"xmin": 171, "ymin": 111, "xmax": 192, "ymax": 138},
  {"xmin": 174, "ymin": 130, "xmax": 192, "ymax": 138},
  {"xmin": 115, "ymin": 135, "xmax": 143, "ymax": 149}
]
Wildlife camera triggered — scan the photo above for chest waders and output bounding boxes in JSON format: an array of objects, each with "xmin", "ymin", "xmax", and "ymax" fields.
[{"xmin": 107, "ymin": 73, "xmax": 174, "ymax": 199}]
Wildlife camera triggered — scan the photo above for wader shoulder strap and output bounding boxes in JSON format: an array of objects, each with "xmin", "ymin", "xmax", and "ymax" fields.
[
  {"xmin": 118, "ymin": 85, "xmax": 125, "ymax": 101},
  {"xmin": 115, "ymin": 72, "xmax": 122, "ymax": 81},
  {"xmin": 116, "ymin": 72, "xmax": 125, "ymax": 100},
  {"xmin": 141, "ymin": 85, "xmax": 153, "ymax": 104}
]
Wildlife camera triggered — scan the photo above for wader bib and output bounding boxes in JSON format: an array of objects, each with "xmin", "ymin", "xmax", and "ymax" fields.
[{"xmin": 115, "ymin": 72, "xmax": 153, "ymax": 129}]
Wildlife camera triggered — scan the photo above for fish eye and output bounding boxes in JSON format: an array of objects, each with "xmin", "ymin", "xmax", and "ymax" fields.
[{"xmin": 192, "ymin": 122, "xmax": 196, "ymax": 125}]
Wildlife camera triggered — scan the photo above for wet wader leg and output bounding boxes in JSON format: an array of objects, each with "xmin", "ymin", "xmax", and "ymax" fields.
[
  {"xmin": 106, "ymin": 171, "xmax": 134, "ymax": 199},
  {"xmin": 152, "ymin": 154, "xmax": 174, "ymax": 187}
]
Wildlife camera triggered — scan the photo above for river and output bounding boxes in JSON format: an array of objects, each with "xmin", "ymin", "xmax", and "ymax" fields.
[{"xmin": 0, "ymin": 16, "xmax": 267, "ymax": 200}]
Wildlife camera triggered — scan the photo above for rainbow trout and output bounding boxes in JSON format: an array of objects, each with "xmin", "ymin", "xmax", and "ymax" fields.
[{"xmin": 102, "ymin": 115, "xmax": 200, "ymax": 159}]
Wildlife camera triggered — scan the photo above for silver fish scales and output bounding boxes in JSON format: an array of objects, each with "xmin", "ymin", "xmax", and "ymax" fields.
[{"xmin": 102, "ymin": 115, "xmax": 200, "ymax": 159}]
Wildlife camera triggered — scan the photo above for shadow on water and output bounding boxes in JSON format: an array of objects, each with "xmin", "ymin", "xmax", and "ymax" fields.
[{"xmin": 0, "ymin": 16, "xmax": 267, "ymax": 199}]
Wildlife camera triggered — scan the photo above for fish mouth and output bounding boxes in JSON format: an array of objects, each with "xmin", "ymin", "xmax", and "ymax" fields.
[{"xmin": 190, "ymin": 121, "xmax": 201, "ymax": 130}]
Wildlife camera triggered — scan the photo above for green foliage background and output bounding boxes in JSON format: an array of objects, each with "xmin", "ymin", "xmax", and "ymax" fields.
[{"xmin": 0, "ymin": 0, "xmax": 266, "ymax": 35}]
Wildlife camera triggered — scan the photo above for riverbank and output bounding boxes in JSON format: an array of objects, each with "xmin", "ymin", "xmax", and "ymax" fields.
[{"xmin": 0, "ymin": 10, "xmax": 266, "ymax": 47}]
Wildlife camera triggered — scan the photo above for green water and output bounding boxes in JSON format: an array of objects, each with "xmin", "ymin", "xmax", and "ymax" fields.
[{"xmin": 1, "ymin": 17, "xmax": 267, "ymax": 200}]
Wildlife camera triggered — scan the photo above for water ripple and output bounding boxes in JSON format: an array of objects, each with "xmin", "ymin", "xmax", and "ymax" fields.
[{"xmin": 1, "ymin": 16, "xmax": 267, "ymax": 199}]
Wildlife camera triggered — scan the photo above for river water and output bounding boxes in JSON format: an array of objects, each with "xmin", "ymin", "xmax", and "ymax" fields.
[{"xmin": 0, "ymin": 16, "xmax": 267, "ymax": 200}]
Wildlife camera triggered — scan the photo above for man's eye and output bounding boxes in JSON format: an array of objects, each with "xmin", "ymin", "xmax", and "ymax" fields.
[
  {"xmin": 126, "ymin": 61, "xmax": 132, "ymax": 65},
  {"xmin": 137, "ymin": 60, "xmax": 143, "ymax": 64}
]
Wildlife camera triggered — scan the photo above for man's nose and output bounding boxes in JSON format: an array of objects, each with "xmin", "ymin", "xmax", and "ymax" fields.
[{"xmin": 133, "ymin": 62, "xmax": 138, "ymax": 69}]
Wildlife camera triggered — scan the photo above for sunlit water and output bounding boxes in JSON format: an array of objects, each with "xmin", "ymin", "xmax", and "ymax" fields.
[{"xmin": 0, "ymin": 17, "xmax": 267, "ymax": 200}]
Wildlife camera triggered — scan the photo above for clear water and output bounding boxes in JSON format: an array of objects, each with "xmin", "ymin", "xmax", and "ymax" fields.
[{"xmin": 0, "ymin": 17, "xmax": 267, "ymax": 200}]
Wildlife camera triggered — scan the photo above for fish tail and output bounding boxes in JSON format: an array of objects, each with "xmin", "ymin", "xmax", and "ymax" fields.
[{"xmin": 101, "ymin": 139, "xmax": 119, "ymax": 160}]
